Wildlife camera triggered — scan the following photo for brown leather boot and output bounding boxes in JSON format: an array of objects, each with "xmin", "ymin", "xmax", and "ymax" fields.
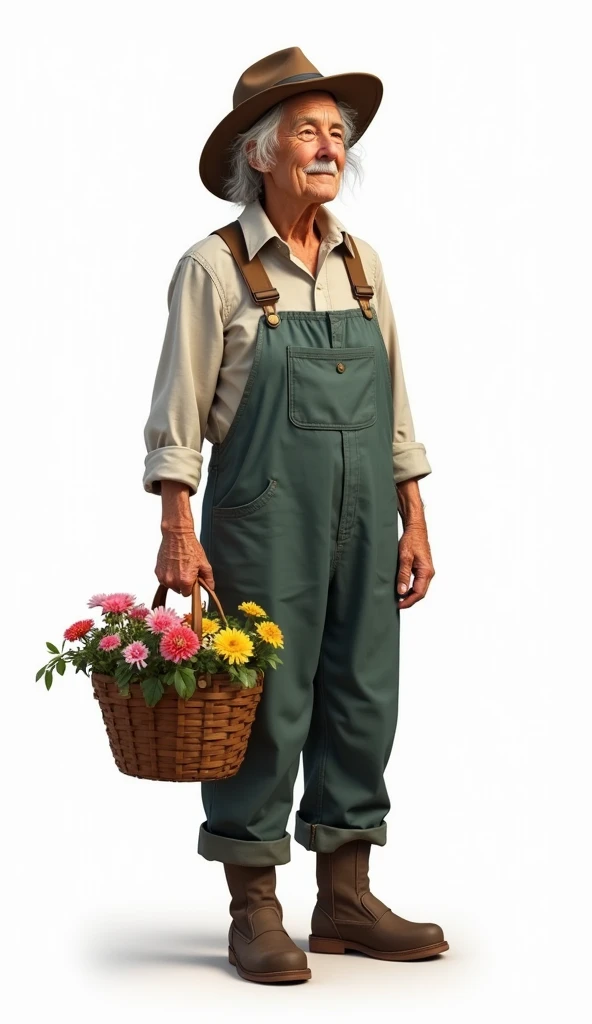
[
  {"xmin": 224, "ymin": 862, "xmax": 311, "ymax": 983},
  {"xmin": 309, "ymin": 839, "xmax": 449, "ymax": 960}
]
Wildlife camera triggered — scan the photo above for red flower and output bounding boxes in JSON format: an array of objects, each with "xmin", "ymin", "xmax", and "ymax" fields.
[
  {"xmin": 64, "ymin": 618, "xmax": 94, "ymax": 642},
  {"xmin": 129, "ymin": 604, "xmax": 150, "ymax": 620},
  {"xmin": 160, "ymin": 624, "xmax": 200, "ymax": 664}
]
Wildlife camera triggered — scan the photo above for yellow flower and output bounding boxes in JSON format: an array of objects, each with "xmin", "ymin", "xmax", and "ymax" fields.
[
  {"xmin": 183, "ymin": 612, "xmax": 220, "ymax": 636},
  {"xmin": 238, "ymin": 600, "xmax": 267, "ymax": 618},
  {"xmin": 201, "ymin": 616, "xmax": 221, "ymax": 636},
  {"xmin": 213, "ymin": 627, "xmax": 254, "ymax": 665},
  {"xmin": 255, "ymin": 620, "xmax": 284, "ymax": 648}
]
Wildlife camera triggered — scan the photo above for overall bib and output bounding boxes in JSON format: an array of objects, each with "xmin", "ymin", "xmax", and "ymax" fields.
[{"xmin": 197, "ymin": 222, "xmax": 401, "ymax": 867}]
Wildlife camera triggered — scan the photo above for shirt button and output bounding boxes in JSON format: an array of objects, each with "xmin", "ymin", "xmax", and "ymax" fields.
[
  {"xmin": 317, "ymin": 282, "xmax": 323, "ymax": 290},
  {"xmin": 336, "ymin": 362, "xmax": 346, "ymax": 373}
]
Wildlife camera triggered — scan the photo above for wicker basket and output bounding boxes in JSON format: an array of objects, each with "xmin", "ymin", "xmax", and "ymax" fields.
[{"xmin": 91, "ymin": 576, "xmax": 264, "ymax": 782}]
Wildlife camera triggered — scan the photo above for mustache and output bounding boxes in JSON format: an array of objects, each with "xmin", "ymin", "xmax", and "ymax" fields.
[{"xmin": 303, "ymin": 159, "xmax": 339, "ymax": 175}]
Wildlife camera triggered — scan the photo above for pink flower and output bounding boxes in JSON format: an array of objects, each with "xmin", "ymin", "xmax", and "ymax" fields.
[
  {"xmin": 160, "ymin": 624, "xmax": 200, "ymax": 664},
  {"xmin": 145, "ymin": 606, "xmax": 182, "ymax": 634},
  {"xmin": 122, "ymin": 640, "xmax": 149, "ymax": 669},
  {"xmin": 101, "ymin": 593, "xmax": 137, "ymax": 614},
  {"xmin": 128, "ymin": 604, "xmax": 150, "ymax": 620},
  {"xmin": 87, "ymin": 593, "xmax": 108, "ymax": 608},
  {"xmin": 64, "ymin": 619, "xmax": 94, "ymax": 641},
  {"xmin": 98, "ymin": 634, "xmax": 122, "ymax": 651}
]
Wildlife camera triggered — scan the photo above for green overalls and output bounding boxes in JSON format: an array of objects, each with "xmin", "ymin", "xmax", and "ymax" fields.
[{"xmin": 197, "ymin": 221, "xmax": 400, "ymax": 867}]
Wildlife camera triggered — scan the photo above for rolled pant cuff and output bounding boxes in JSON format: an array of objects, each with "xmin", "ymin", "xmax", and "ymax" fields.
[
  {"xmin": 197, "ymin": 821, "xmax": 291, "ymax": 865},
  {"xmin": 294, "ymin": 810, "xmax": 387, "ymax": 852}
]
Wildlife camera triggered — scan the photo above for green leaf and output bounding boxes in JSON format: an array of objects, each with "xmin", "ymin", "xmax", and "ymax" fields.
[
  {"xmin": 44, "ymin": 669, "xmax": 53, "ymax": 691},
  {"xmin": 36, "ymin": 665, "xmax": 47, "ymax": 682},
  {"xmin": 183, "ymin": 672, "xmax": 196, "ymax": 699},
  {"xmin": 46, "ymin": 642, "xmax": 60, "ymax": 654},
  {"xmin": 234, "ymin": 665, "xmax": 257, "ymax": 687},
  {"xmin": 141, "ymin": 677, "xmax": 164, "ymax": 708},
  {"xmin": 114, "ymin": 662, "xmax": 134, "ymax": 685},
  {"xmin": 174, "ymin": 670, "xmax": 188, "ymax": 698},
  {"xmin": 56, "ymin": 659, "xmax": 67, "ymax": 676}
]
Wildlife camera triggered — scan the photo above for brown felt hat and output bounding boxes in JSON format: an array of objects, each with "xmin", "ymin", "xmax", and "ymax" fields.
[{"xmin": 199, "ymin": 46, "xmax": 383, "ymax": 201}]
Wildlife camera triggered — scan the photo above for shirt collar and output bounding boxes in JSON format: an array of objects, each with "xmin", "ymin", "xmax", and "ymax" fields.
[{"xmin": 237, "ymin": 198, "xmax": 354, "ymax": 261}]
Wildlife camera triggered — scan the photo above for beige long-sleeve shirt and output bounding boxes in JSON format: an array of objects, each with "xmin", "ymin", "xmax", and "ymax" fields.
[{"xmin": 142, "ymin": 198, "xmax": 431, "ymax": 497}]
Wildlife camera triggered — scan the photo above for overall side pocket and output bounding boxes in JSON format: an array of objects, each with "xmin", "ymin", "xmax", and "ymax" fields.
[{"xmin": 212, "ymin": 477, "xmax": 278, "ymax": 519}]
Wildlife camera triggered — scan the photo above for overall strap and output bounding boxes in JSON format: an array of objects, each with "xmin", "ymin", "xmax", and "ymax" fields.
[
  {"xmin": 211, "ymin": 220, "xmax": 374, "ymax": 323},
  {"xmin": 341, "ymin": 233, "xmax": 374, "ymax": 319},
  {"xmin": 211, "ymin": 221, "xmax": 281, "ymax": 327}
]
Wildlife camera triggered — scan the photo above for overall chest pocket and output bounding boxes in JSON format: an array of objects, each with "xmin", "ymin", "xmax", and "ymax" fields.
[{"xmin": 287, "ymin": 346, "xmax": 377, "ymax": 430}]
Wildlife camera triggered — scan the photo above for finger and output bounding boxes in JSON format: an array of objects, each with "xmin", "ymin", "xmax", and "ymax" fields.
[
  {"xmin": 199, "ymin": 565, "xmax": 216, "ymax": 590},
  {"xmin": 396, "ymin": 559, "xmax": 413, "ymax": 597},
  {"xmin": 397, "ymin": 571, "xmax": 434, "ymax": 609},
  {"xmin": 411, "ymin": 571, "xmax": 431, "ymax": 601},
  {"xmin": 181, "ymin": 568, "xmax": 212, "ymax": 598}
]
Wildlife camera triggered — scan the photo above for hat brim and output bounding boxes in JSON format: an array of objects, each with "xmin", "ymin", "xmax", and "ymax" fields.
[{"xmin": 199, "ymin": 71, "xmax": 383, "ymax": 201}]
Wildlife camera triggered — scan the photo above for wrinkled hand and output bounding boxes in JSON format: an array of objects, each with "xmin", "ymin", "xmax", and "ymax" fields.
[
  {"xmin": 396, "ymin": 525, "xmax": 435, "ymax": 609},
  {"xmin": 155, "ymin": 526, "xmax": 216, "ymax": 598}
]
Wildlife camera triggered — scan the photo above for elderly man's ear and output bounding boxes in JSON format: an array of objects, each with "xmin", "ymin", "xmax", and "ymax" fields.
[{"xmin": 245, "ymin": 139, "xmax": 269, "ymax": 174}]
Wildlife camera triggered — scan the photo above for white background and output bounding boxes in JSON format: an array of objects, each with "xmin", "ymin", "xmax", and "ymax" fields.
[{"xmin": 2, "ymin": 1, "xmax": 591, "ymax": 1020}]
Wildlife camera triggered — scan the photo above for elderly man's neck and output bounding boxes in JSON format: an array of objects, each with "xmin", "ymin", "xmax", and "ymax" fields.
[{"xmin": 261, "ymin": 193, "xmax": 324, "ymax": 275}]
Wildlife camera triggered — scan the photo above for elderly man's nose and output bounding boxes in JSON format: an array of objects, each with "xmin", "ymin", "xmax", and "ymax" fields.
[
  {"xmin": 315, "ymin": 141, "xmax": 337, "ymax": 162},
  {"xmin": 317, "ymin": 134, "xmax": 340, "ymax": 158}
]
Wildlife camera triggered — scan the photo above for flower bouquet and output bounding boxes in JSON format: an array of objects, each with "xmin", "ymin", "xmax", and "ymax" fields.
[{"xmin": 36, "ymin": 576, "xmax": 284, "ymax": 782}]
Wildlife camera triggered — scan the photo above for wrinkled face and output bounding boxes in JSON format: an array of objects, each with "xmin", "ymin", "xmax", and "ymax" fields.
[{"xmin": 254, "ymin": 91, "xmax": 347, "ymax": 203}]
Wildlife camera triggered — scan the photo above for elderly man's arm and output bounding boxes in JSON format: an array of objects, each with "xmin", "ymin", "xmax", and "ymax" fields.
[
  {"xmin": 142, "ymin": 254, "xmax": 224, "ymax": 593},
  {"xmin": 373, "ymin": 251, "xmax": 435, "ymax": 608},
  {"xmin": 143, "ymin": 255, "xmax": 223, "ymax": 498}
]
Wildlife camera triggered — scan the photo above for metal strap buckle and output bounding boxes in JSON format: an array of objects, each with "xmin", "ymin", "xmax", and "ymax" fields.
[
  {"xmin": 253, "ymin": 288, "xmax": 280, "ymax": 304},
  {"xmin": 263, "ymin": 305, "xmax": 281, "ymax": 327}
]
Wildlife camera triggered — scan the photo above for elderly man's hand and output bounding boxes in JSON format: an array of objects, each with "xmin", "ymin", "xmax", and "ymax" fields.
[
  {"xmin": 157, "ymin": 480, "xmax": 216, "ymax": 596},
  {"xmin": 396, "ymin": 525, "xmax": 435, "ymax": 608},
  {"xmin": 395, "ymin": 478, "xmax": 435, "ymax": 609}
]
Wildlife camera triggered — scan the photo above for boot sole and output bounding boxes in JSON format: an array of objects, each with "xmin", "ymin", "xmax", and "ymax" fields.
[
  {"xmin": 308, "ymin": 935, "xmax": 449, "ymax": 960},
  {"xmin": 228, "ymin": 944, "xmax": 312, "ymax": 982}
]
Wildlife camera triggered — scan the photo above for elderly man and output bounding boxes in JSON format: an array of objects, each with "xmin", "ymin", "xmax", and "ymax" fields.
[{"xmin": 142, "ymin": 47, "xmax": 448, "ymax": 983}]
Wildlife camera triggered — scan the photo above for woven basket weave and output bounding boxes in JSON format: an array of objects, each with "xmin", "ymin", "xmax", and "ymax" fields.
[{"xmin": 91, "ymin": 576, "xmax": 264, "ymax": 782}]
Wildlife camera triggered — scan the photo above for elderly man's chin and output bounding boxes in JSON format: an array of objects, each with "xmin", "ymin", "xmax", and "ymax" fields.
[{"xmin": 302, "ymin": 171, "xmax": 341, "ymax": 200}]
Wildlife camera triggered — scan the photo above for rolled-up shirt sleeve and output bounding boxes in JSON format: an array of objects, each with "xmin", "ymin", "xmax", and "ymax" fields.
[
  {"xmin": 373, "ymin": 251, "xmax": 432, "ymax": 484},
  {"xmin": 142, "ymin": 254, "xmax": 224, "ymax": 496}
]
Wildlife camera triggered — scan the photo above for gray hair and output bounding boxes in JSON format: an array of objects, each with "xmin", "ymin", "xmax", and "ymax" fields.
[{"xmin": 223, "ymin": 98, "xmax": 363, "ymax": 205}]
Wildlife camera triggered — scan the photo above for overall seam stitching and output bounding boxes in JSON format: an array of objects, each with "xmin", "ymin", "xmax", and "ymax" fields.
[
  {"xmin": 277, "ymin": 308, "xmax": 366, "ymax": 319},
  {"xmin": 216, "ymin": 316, "xmax": 266, "ymax": 466},
  {"xmin": 315, "ymin": 642, "xmax": 330, "ymax": 827},
  {"xmin": 202, "ymin": 464, "xmax": 219, "ymax": 826}
]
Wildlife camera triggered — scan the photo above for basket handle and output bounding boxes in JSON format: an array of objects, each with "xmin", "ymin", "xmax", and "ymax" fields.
[{"xmin": 152, "ymin": 575, "xmax": 228, "ymax": 640}]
